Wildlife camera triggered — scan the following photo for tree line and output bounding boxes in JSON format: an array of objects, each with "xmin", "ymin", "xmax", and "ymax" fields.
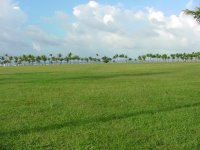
[
  {"xmin": 0, "ymin": 53, "xmax": 132, "ymax": 66},
  {"xmin": 1, "ymin": 52, "xmax": 200, "ymax": 66},
  {"xmin": 137, "ymin": 52, "xmax": 200, "ymax": 62}
]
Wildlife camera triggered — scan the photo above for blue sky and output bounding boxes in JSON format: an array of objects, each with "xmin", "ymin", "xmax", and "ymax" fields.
[
  {"xmin": 19, "ymin": 0, "xmax": 197, "ymax": 24},
  {"xmin": 0, "ymin": 0, "xmax": 200, "ymax": 56},
  {"xmin": 18, "ymin": 0, "xmax": 195, "ymax": 15}
]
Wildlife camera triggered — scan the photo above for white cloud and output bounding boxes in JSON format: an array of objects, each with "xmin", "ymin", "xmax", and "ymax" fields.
[
  {"xmin": 73, "ymin": 7, "xmax": 81, "ymax": 17},
  {"xmin": 103, "ymin": 14, "xmax": 114, "ymax": 25},
  {"xmin": 0, "ymin": 0, "xmax": 31, "ymax": 54},
  {"xmin": 26, "ymin": 25, "xmax": 66, "ymax": 53},
  {"xmin": 65, "ymin": 1, "xmax": 200, "ymax": 56},
  {"xmin": 0, "ymin": 0, "xmax": 200, "ymax": 56},
  {"xmin": 148, "ymin": 8, "xmax": 164, "ymax": 22},
  {"xmin": 13, "ymin": 6, "xmax": 20, "ymax": 10},
  {"xmin": 88, "ymin": 1, "xmax": 98, "ymax": 8},
  {"xmin": 32, "ymin": 42, "xmax": 41, "ymax": 52},
  {"xmin": 0, "ymin": 0, "xmax": 66, "ymax": 55}
]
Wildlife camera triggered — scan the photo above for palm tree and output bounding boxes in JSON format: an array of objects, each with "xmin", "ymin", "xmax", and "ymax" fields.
[
  {"xmin": 0, "ymin": 56, "xmax": 5, "ymax": 66},
  {"xmin": 0, "ymin": 56, "xmax": 2, "ymax": 65},
  {"xmin": 31, "ymin": 55, "xmax": 35, "ymax": 65},
  {"xmin": 197, "ymin": 53, "xmax": 200, "ymax": 61},
  {"xmin": 4, "ymin": 54, "xmax": 9, "ymax": 66},
  {"xmin": 184, "ymin": 7, "xmax": 200, "ymax": 23},
  {"xmin": 41, "ymin": 55, "xmax": 47, "ymax": 65},
  {"xmin": 84, "ymin": 57, "xmax": 89, "ymax": 63},
  {"xmin": 58, "ymin": 53, "xmax": 63, "ymax": 64},
  {"xmin": 138, "ymin": 56, "xmax": 143, "ymax": 62},
  {"xmin": 113, "ymin": 54, "xmax": 119, "ymax": 62},
  {"xmin": 75, "ymin": 56, "xmax": 80, "ymax": 64},
  {"xmin": 80, "ymin": 58, "xmax": 84, "ymax": 64},
  {"xmin": 49, "ymin": 54, "xmax": 53, "ymax": 64},
  {"xmin": 14, "ymin": 56, "xmax": 19, "ymax": 66},
  {"xmin": 9, "ymin": 56, "xmax": 13, "ymax": 66},
  {"xmin": 88, "ymin": 56, "xmax": 93, "ymax": 63},
  {"xmin": 64, "ymin": 56, "xmax": 69, "ymax": 64},
  {"xmin": 36, "ymin": 56, "xmax": 41, "ymax": 65},
  {"xmin": 142, "ymin": 55, "xmax": 146, "ymax": 62},
  {"xmin": 101, "ymin": 56, "xmax": 111, "ymax": 63},
  {"xmin": 146, "ymin": 54, "xmax": 151, "ymax": 62},
  {"xmin": 119, "ymin": 54, "xmax": 125, "ymax": 62},
  {"xmin": 128, "ymin": 58, "xmax": 132, "ymax": 62},
  {"xmin": 161, "ymin": 54, "xmax": 168, "ymax": 62},
  {"xmin": 68, "ymin": 52, "xmax": 72, "ymax": 64},
  {"xmin": 22, "ymin": 54, "xmax": 28, "ymax": 65},
  {"xmin": 96, "ymin": 54, "xmax": 100, "ymax": 63},
  {"xmin": 124, "ymin": 55, "xmax": 128, "ymax": 62},
  {"xmin": 52, "ymin": 56, "xmax": 57, "ymax": 64},
  {"xmin": 18, "ymin": 57, "xmax": 22, "ymax": 66},
  {"xmin": 170, "ymin": 54, "xmax": 176, "ymax": 62},
  {"xmin": 156, "ymin": 54, "xmax": 161, "ymax": 62},
  {"xmin": 28, "ymin": 54, "xmax": 35, "ymax": 65},
  {"xmin": 5, "ymin": 54, "xmax": 8, "ymax": 59}
]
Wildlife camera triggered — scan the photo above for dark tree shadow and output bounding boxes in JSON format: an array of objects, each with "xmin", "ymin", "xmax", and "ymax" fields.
[
  {"xmin": 0, "ymin": 71, "xmax": 170, "ymax": 84},
  {"xmin": 0, "ymin": 102, "xmax": 200, "ymax": 137}
]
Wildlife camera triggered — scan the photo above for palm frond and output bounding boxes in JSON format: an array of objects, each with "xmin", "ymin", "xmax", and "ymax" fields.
[{"xmin": 184, "ymin": 7, "xmax": 200, "ymax": 23}]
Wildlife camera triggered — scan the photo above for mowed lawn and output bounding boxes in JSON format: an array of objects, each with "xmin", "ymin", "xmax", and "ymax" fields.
[{"xmin": 0, "ymin": 63, "xmax": 200, "ymax": 150}]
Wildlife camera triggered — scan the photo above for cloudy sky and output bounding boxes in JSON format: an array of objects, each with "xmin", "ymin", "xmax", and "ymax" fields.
[{"xmin": 0, "ymin": 0, "xmax": 200, "ymax": 57}]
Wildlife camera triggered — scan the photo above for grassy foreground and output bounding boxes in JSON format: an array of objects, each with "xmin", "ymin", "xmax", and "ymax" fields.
[{"xmin": 0, "ymin": 63, "xmax": 200, "ymax": 150}]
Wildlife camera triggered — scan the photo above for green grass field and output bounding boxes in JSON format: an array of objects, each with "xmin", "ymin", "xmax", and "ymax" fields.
[{"xmin": 0, "ymin": 63, "xmax": 200, "ymax": 150}]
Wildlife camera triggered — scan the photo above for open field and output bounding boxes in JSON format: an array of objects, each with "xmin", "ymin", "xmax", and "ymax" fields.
[{"xmin": 0, "ymin": 63, "xmax": 200, "ymax": 149}]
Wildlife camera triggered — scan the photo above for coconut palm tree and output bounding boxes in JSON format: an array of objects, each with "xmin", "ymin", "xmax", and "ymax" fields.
[
  {"xmin": 170, "ymin": 54, "xmax": 176, "ymax": 62},
  {"xmin": 113, "ymin": 54, "xmax": 119, "ymax": 62},
  {"xmin": 49, "ymin": 54, "xmax": 53, "ymax": 64},
  {"xmin": 80, "ymin": 58, "xmax": 84, "ymax": 64},
  {"xmin": 138, "ymin": 56, "xmax": 143, "ymax": 62},
  {"xmin": 184, "ymin": 7, "xmax": 200, "ymax": 23},
  {"xmin": 22, "ymin": 54, "xmax": 28, "ymax": 65},
  {"xmin": 18, "ymin": 57, "xmax": 22, "ymax": 66},
  {"xmin": 0, "ymin": 56, "xmax": 5, "ymax": 66},
  {"xmin": 4, "ymin": 54, "xmax": 9, "ymax": 66},
  {"xmin": 41, "ymin": 55, "xmax": 47, "ymax": 65},
  {"xmin": 84, "ymin": 57, "xmax": 89, "ymax": 63},
  {"xmin": 128, "ymin": 58, "xmax": 132, "ymax": 62},
  {"xmin": 155, "ymin": 54, "xmax": 161, "ymax": 62},
  {"xmin": 119, "ymin": 54, "xmax": 125, "ymax": 62},
  {"xmin": 146, "ymin": 54, "xmax": 152, "ymax": 62},
  {"xmin": 51, "ymin": 56, "xmax": 57, "ymax": 64},
  {"xmin": 101, "ymin": 56, "xmax": 111, "ymax": 63},
  {"xmin": 88, "ymin": 56, "xmax": 93, "ymax": 63},
  {"xmin": 96, "ymin": 54, "xmax": 100, "ymax": 63},
  {"xmin": 197, "ymin": 53, "xmax": 200, "ymax": 61},
  {"xmin": 8, "ymin": 56, "xmax": 13, "ymax": 66},
  {"xmin": 28, "ymin": 54, "xmax": 35, "ymax": 65},
  {"xmin": 64, "ymin": 56, "xmax": 69, "ymax": 64},
  {"xmin": 124, "ymin": 55, "xmax": 128, "ymax": 62},
  {"xmin": 0, "ymin": 56, "xmax": 2, "ymax": 65},
  {"xmin": 36, "ymin": 56, "xmax": 41, "ymax": 65},
  {"xmin": 161, "ymin": 54, "xmax": 168, "ymax": 62},
  {"xmin": 67, "ymin": 52, "xmax": 72, "ymax": 64},
  {"xmin": 58, "ymin": 53, "xmax": 64, "ymax": 64},
  {"xmin": 14, "ymin": 56, "xmax": 19, "ymax": 66},
  {"xmin": 142, "ymin": 55, "xmax": 146, "ymax": 62}
]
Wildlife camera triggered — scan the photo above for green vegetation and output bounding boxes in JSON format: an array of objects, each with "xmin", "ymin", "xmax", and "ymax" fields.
[
  {"xmin": 184, "ymin": 7, "xmax": 200, "ymax": 23},
  {"xmin": 0, "ymin": 63, "xmax": 200, "ymax": 149},
  {"xmin": 1, "ymin": 52, "xmax": 200, "ymax": 66}
]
